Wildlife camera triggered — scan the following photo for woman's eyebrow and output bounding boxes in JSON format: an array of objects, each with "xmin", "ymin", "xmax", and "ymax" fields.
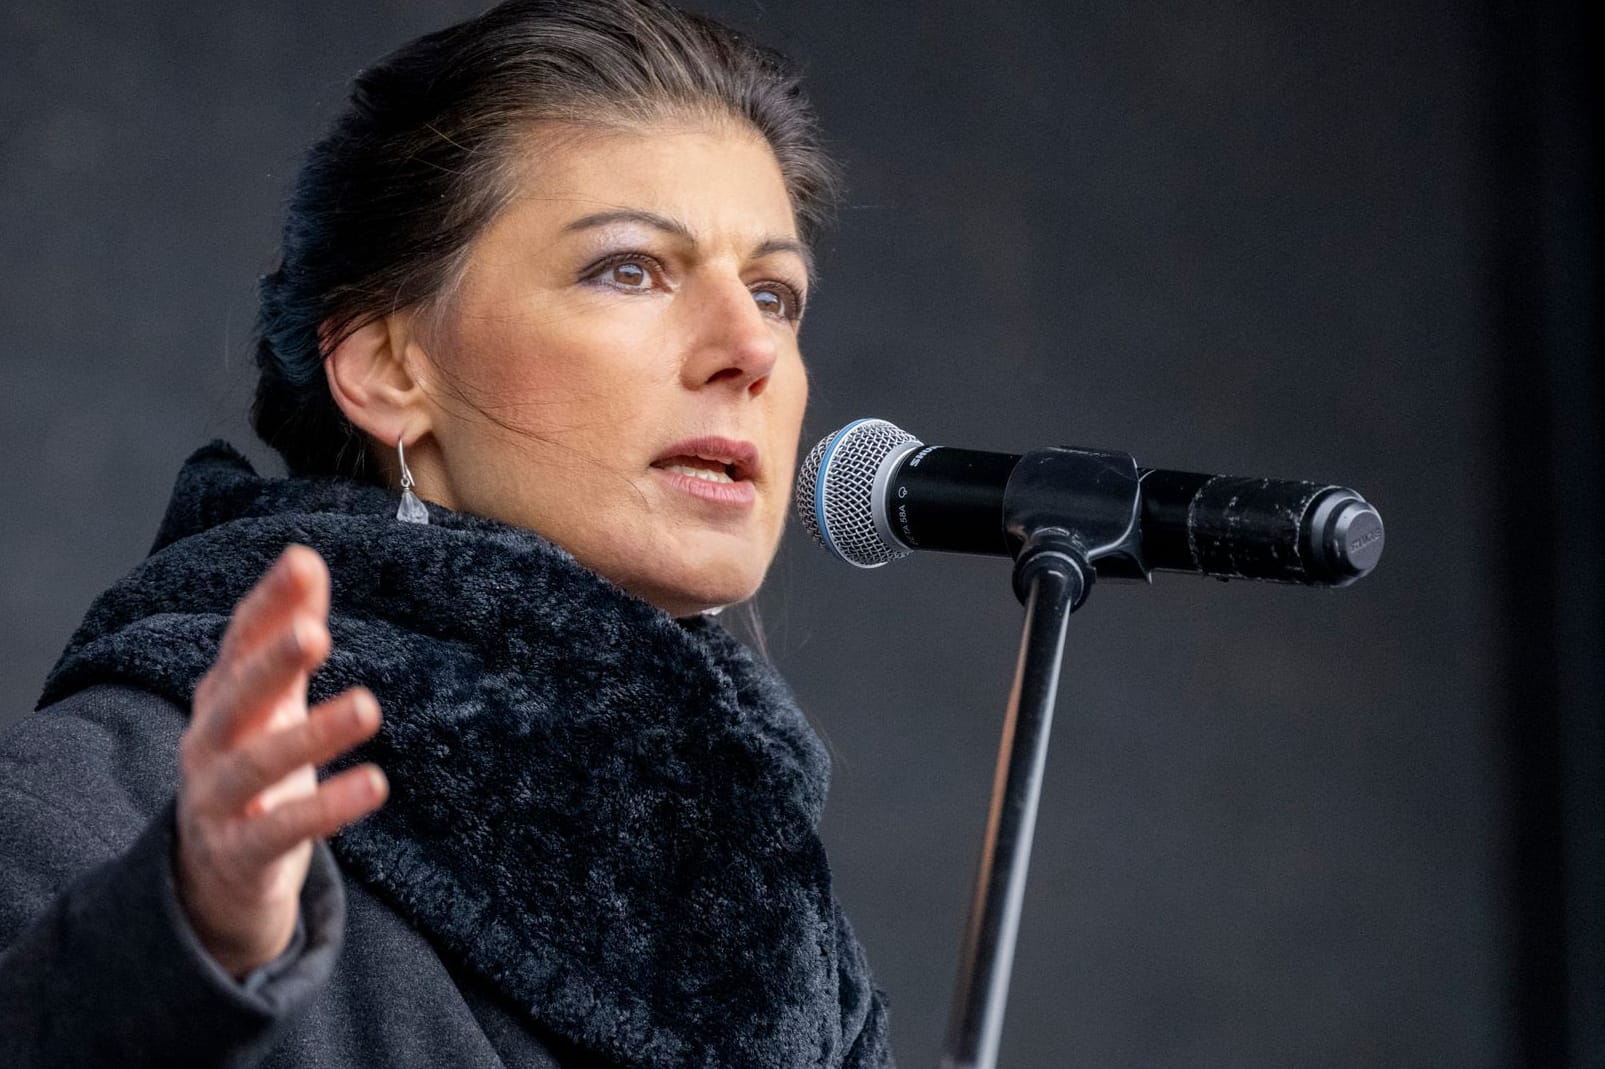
[
  {"xmin": 564, "ymin": 208, "xmax": 694, "ymax": 240},
  {"xmin": 563, "ymin": 209, "xmax": 814, "ymax": 281},
  {"xmin": 752, "ymin": 237, "xmax": 815, "ymax": 283}
]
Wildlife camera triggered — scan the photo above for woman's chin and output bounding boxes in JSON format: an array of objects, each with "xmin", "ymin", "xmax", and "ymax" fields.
[
  {"xmin": 630, "ymin": 565, "xmax": 766, "ymax": 620},
  {"xmin": 659, "ymin": 581, "xmax": 760, "ymax": 620},
  {"xmin": 564, "ymin": 524, "xmax": 776, "ymax": 620}
]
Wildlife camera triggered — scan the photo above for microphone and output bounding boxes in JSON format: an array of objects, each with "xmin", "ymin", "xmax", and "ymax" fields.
[{"xmin": 795, "ymin": 418, "xmax": 1384, "ymax": 587}]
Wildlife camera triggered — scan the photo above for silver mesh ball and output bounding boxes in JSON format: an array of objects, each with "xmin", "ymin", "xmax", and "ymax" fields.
[{"xmin": 795, "ymin": 418, "xmax": 922, "ymax": 568}]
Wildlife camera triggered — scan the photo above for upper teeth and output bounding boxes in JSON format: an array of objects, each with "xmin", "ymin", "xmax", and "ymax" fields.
[{"xmin": 664, "ymin": 463, "xmax": 734, "ymax": 483}]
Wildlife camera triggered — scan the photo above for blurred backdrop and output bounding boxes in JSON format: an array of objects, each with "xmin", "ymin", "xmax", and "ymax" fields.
[{"xmin": 1, "ymin": 2, "xmax": 1599, "ymax": 1067}]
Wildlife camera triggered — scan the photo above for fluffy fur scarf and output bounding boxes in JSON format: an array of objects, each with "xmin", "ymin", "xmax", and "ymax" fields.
[{"xmin": 40, "ymin": 442, "xmax": 892, "ymax": 1069}]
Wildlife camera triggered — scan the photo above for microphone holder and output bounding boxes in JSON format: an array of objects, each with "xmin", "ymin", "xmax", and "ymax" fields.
[{"xmin": 941, "ymin": 447, "xmax": 1146, "ymax": 1069}]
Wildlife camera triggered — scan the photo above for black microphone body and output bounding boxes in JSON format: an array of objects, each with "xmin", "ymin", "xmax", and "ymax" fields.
[{"xmin": 798, "ymin": 420, "xmax": 1385, "ymax": 587}]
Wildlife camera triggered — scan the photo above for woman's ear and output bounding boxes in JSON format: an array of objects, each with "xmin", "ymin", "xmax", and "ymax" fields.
[{"xmin": 322, "ymin": 313, "xmax": 434, "ymax": 450}]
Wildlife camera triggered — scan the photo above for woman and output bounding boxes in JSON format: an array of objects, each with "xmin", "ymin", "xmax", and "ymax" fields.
[{"xmin": 0, "ymin": 1, "xmax": 891, "ymax": 1066}]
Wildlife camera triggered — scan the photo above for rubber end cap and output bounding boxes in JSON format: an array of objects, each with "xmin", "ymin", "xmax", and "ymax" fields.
[{"xmin": 1327, "ymin": 500, "xmax": 1385, "ymax": 578}]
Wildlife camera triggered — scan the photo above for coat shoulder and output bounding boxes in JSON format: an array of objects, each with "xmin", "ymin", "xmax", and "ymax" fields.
[{"xmin": 0, "ymin": 682, "xmax": 187, "ymax": 848}]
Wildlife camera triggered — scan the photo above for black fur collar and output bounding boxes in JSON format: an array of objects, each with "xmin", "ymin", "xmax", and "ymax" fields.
[{"xmin": 41, "ymin": 442, "xmax": 890, "ymax": 1069}]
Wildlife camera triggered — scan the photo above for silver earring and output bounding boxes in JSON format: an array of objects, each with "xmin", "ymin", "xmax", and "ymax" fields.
[{"xmin": 395, "ymin": 437, "xmax": 429, "ymax": 525}]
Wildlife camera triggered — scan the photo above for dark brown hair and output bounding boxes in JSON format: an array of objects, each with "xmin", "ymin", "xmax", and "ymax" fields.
[{"xmin": 252, "ymin": 0, "xmax": 838, "ymax": 479}]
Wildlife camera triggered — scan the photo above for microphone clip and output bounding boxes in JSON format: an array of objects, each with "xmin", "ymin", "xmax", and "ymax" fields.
[{"xmin": 1003, "ymin": 447, "xmax": 1148, "ymax": 607}]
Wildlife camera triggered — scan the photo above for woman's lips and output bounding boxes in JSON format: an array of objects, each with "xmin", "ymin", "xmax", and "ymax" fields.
[
  {"xmin": 649, "ymin": 437, "xmax": 760, "ymax": 507},
  {"xmin": 652, "ymin": 465, "xmax": 757, "ymax": 506}
]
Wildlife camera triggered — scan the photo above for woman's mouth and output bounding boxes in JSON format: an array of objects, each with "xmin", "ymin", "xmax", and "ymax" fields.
[
  {"xmin": 650, "ymin": 438, "xmax": 760, "ymax": 506},
  {"xmin": 657, "ymin": 459, "xmax": 738, "ymax": 483}
]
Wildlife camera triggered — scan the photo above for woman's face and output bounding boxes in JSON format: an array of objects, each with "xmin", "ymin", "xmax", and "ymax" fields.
[{"xmin": 411, "ymin": 122, "xmax": 811, "ymax": 617}]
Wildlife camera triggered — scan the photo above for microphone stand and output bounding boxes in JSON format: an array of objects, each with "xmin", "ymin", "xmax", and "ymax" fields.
[{"xmin": 940, "ymin": 448, "xmax": 1147, "ymax": 1069}]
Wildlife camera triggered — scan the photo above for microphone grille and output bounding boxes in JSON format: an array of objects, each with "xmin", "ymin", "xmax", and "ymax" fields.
[{"xmin": 795, "ymin": 418, "xmax": 922, "ymax": 568}]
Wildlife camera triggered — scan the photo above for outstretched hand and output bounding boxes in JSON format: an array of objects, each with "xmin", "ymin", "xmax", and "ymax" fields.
[{"xmin": 174, "ymin": 545, "xmax": 387, "ymax": 979}]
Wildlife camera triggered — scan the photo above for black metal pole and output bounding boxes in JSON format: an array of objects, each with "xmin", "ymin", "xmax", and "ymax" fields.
[{"xmin": 941, "ymin": 540, "xmax": 1086, "ymax": 1069}]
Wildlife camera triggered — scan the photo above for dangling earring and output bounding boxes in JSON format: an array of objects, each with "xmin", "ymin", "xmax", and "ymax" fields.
[{"xmin": 396, "ymin": 436, "xmax": 429, "ymax": 525}]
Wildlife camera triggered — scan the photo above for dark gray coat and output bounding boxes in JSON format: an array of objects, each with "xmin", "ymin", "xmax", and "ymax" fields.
[
  {"xmin": 0, "ymin": 683, "xmax": 579, "ymax": 1067},
  {"xmin": 0, "ymin": 443, "xmax": 892, "ymax": 1068}
]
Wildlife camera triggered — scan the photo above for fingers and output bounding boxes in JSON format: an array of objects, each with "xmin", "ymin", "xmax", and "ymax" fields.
[
  {"xmin": 192, "ymin": 611, "xmax": 330, "ymax": 754},
  {"xmin": 206, "ymin": 688, "xmax": 382, "ymax": 815},
  {"xmin": 235, "ymin": 763, "xmax": 389, "ymax": 871},
  {"xmin": 173, "ymin": 544, "xmax": 385, "ymax": 979},
  {"xmin": 191, "ymin": 545, "xmax": 332, "ymax": 755},
  {"xmin": 218, "ymin": 545, "xmax": 330, "ymax": 667}
]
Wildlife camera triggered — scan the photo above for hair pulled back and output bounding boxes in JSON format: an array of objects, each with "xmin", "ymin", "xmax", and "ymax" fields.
[{"xmin": 252, "ymin": 0, "xmax": 838, "ymax": 479}]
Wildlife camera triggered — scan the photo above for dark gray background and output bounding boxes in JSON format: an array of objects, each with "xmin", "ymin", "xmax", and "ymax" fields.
[{"xmin": 2, "ymin": 3, "xmax": 1599, "ymax": 1067}]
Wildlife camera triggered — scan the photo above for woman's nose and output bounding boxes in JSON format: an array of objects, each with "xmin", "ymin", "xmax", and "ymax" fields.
[{"xmin": 680, "ymin": 277, "xmax": 780, "ymax": 397}]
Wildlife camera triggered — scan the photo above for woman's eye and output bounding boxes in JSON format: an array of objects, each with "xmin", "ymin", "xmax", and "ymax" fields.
[
  {"xmin": 604, "ymin": 260, "xmax": 651, "ymax": 288},
  {"xmin": 584, "ymin": 253, "xmax": 664, "ymax": 293},
  {"xmin": 752, "ymin": 283, "xmax": 803, "ymax": 322}
]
